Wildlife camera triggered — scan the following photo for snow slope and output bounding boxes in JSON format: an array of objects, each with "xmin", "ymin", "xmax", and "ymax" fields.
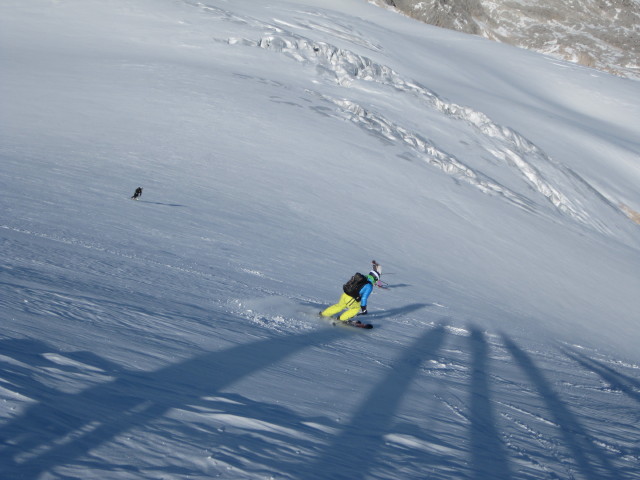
[{"xmin": 1, "ymin": 0, "xmax": 639, "ymax": 478}]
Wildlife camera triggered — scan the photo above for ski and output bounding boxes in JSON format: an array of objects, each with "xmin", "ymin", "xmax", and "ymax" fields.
[
  {"xmin": 333, "ymin": 319, "xmax": 373, "ymax": 329},
  {"xmin": 318, "ymin": 312, "xmax": 373, "ymax": 329}
]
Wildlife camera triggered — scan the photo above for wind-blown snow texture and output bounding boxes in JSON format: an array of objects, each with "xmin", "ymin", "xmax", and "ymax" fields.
[{"xmin": 1, "ymin": 0, "xmax": 639, "ymax": 479}]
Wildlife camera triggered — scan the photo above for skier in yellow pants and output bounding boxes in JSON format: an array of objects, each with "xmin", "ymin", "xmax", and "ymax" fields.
[{"xmin": 320, "ymin": 269, "xmax": 380, "ymax": 322}]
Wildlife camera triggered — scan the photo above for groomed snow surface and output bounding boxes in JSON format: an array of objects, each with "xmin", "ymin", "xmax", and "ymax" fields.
[{"xmin": 1, "ymin": 0, "xmax": 639, "ymax": 479}]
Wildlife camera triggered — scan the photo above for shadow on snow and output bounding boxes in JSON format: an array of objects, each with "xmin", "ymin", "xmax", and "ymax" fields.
[
  {"xmin": 0, "ymin": 329, "xmax": 342, "ymax": 479},
  {"xmin": 0, "ymin": 319, "xmax": 634, "ymax": 479},
  {"xmin": 502, "ymin": 334, "xmax": 626, "ymax": 480}
]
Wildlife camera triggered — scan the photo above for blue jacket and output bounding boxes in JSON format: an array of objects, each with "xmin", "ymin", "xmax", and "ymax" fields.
[{"xmin": 359, "ymin": 281, "xmax": 373, "ymax": 307}]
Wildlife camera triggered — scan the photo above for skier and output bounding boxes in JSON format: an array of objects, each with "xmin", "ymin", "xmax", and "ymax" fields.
[
  {"xmin": 320, "ymin": 268, "xmax": 380, "ymax": 323},
  {"xmin": 131, "ymin": 187, "xmax": 143, "ymax": 200}
]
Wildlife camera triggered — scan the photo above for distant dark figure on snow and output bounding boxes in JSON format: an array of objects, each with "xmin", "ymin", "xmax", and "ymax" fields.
[{"xmin": 131, "ymin": 187, "xmax": 143, "ymax": 200}]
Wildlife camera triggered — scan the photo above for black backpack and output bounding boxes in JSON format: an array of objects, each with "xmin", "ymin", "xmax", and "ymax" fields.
[{"xmin": 343, "ymin": 273, "xmax": 369, "ymax": 301}]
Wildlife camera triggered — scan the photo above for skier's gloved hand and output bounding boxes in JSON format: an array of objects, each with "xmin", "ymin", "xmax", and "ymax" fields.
[{"xmin": 360, "ymin": 306, "xmax": 368, "ymax": 315}]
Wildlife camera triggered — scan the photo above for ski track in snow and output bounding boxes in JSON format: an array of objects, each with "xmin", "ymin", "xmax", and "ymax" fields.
[
  {"xmin": 3, "ymin": 273, "xmax": 639, "ymax": 479},
  {"xmin": 3, "ymin": 217, "xmax": 639, "ymax": 478},
  {"xmin": 201, "ymin": 1, "xmax": 630, "ymax": 238}
]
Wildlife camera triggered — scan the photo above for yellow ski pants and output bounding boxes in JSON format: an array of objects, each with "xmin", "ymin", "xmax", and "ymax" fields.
[{"xmin": 321, "ymin": 293, "xmax": 360, "ymax": 321}]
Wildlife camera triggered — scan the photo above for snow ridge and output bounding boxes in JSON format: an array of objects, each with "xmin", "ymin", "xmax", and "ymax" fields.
[{"xmin": 226, "ymin": 24, "xmax": 623, "ymax": 235}]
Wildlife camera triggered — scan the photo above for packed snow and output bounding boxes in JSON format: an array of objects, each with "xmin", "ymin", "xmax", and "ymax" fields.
[{"xmin": 1, "ymin": 0, "xmax": 639, "ymax": 479}]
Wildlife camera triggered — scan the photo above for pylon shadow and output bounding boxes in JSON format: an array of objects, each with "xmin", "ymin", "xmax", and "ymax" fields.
[
  {"xmin": 302, "ymin": 325, "xmax": 447, "ymax": 480},
  {"xmin": 0, "ymin": 328, "xmax": 343, "ymax": 479},
  {"xmin": 468, "ymin": 326, "xmax": 512, "ymax": 479},
  {"xmin": 502, "ymin": 333, "xmax": 625, "ymax": 480}
]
